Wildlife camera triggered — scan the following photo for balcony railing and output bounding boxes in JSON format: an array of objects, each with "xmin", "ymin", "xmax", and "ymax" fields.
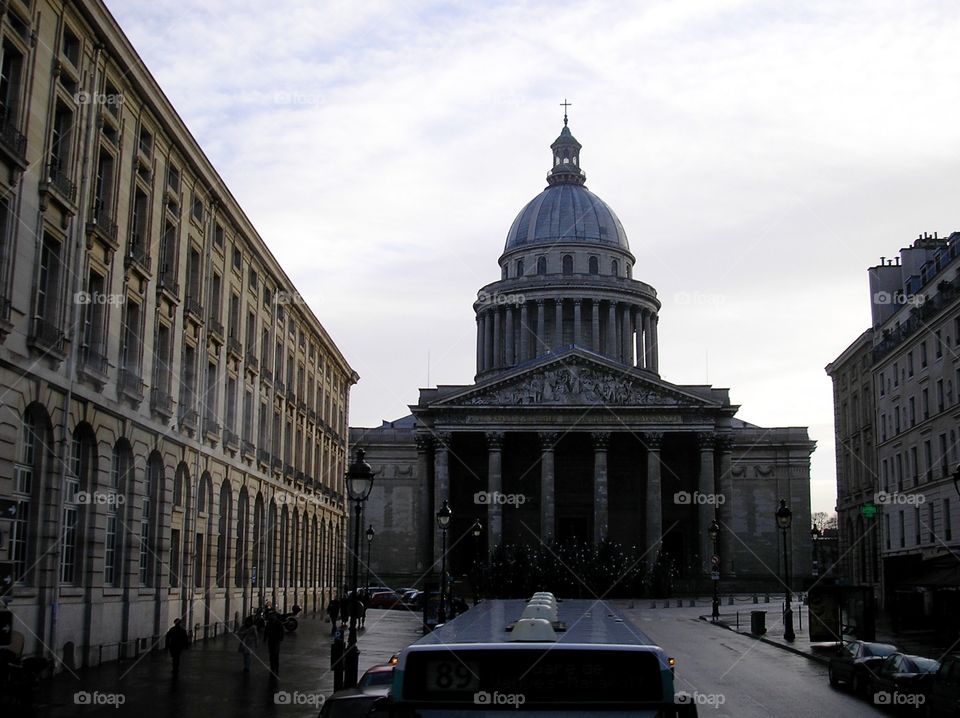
[
  {"xmin": 0, "ymin": 106, "xmax": 27, "ymax": 167},
  {"xmin": 285, "ymin": 388, "xmax": 296, "ymax": 403},
  {"xmin": 257, "ymin": 449, "xmax": 271, "ymax": 466},
  {"xmin": 44, "ymin": 162, "xmax": 77, "ymax": 204},
  {"xmin": 271, "ymin": 457, "xmax": 283, "ymax": 472},
  {"xmin": 79, "ymin": 346, "xmax": 108, "ymax": 378},
  {"xmin": 150, "ymin": 386, "xmax": 174, "ymax": 418},
  {"xmin": 185, "ymin": 295, "xmax": 204, "ymax": 322},
  {"xmin": 284, "ymin": 464, "xmax": 294, "ymax": 478},
  {"xmin": 117, "ymin": 368, "xmax": 145, "ymax": 402},
  {"xmin": 222, "ymin": 429, "xmax": 239, "ymax": 450},
  {"xmin": 203, "ymin": 416, "xmax": 221, "ymax": 438},
  {"xmin": 178, "ymin": 408, "xmax": 198, "ymax": 432},
  {"xmin": 245, "ymin": 351, "xmax": 259, "ymax": 371},
  {"xmin": 207, "ymin": 317, "xmax": 224, "ymax": 341},
  {"xmin": 262, "ymin": 368, "xmax": 273, "ymax": 384},
  {"xmin": 124, "ymin": 238, "xmax": 152, "ymax": 275},
  {"xmin": 86, "ymin": 202, "xmax": 119, "ymax": 249},
  {"xmin": 241, "ymin": 439, "xmax": 256, "ymax": 458},
  {"xmin": 227, "ymin": 335, "xmax": 242, "ymax": 358},
  {"xmin": 29, "ymin": 317, "xmax": 65, "ymax": 354},
  {"xmin": 275, "ymin": 380, "xmax": 286, "ymax": 395},
  {"xmin": 157, "ymin": 271, "xmax": 180, "ymax": 299}
]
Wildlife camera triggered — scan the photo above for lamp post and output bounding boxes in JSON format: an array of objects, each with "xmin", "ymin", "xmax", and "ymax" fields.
[
  {"xmin": 365, "ymin": 525, "xmax": 375, "ymax": 592},
  {"xmin": 436, "ymin": 499, "xmax": 452, "ymax": 624},
  {"xmin": 344, "ymin": 449, "xmax": 374, "ymax": 687},
  {"xmin": 471, "ymin": 519, "xmax": 483, "ymax": 606},
  {"xmin": 775, "ymin": 499, "xmax": 795, "ymax": 642},
  {"xmin": 708, "ymin": 518, "xmax": 720, "ymax": 621},
  {"xmin": 810, "ymin": 524, "xmax": 821, "ymax": 577}
]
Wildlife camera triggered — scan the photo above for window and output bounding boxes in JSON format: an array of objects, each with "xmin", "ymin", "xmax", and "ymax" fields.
[
  {"xmin": 235, "ymin": 492, "xmax": 248, "ymax": 588},
  {"xmin": 937, "ymin": 380, "xmax": 944, "ymax": 413},
  {"xmin": 916, "ymin": 507, "xmax": 921, "ymax": 546},
  {"xmin": 924, "ymin": 440, "xmax": 933, "ymax": 482},
  {"xmin": 562, "ymin": 255, "xmax": 573, "ymax": 275},
  {"xmin": 119, "ymin": 299, "xmax": 142, "ymax": 373},
  {"xmin": 0, "ymin": 41, "xmax": 24, "ymax": 126},
  {"xmin": 242, "ymin": 390, "xmax": 254, "ymax": 443},
  {"xmin": 909, "ymin": 397, "xmax": 915, "ymax": 427},
  {"xmin": 137, "ymin": 125, "xmax": 153, "ymax": 157},
  {"xmin": 232, "ymin": 244, "xmax": 242, "ymax": 272},
  {"xmin": 921, "ymin": 341, "xmax": 928, "ymax": 368},
  {"xmin": 536, "ymin": 257, "xmax": 546, "ymax": 275},
  {"xmin": 186, "ymin": 247, "xmax": 202, "ymax": 306},
  {"xmin": 191, "ymin": 191, "xmax": 204, "ymax": 222},
  {"xmin": 263, "ymin": 286, "xmax": 272, "ymax": 307},
  {"xmin": 167, "ymin": 164, "xmax": 181, "ymax": 194},
  {"xmin": 130, "ymin": 189, "xmax": 149, "ymax": 255},
  {"xmin": 249, "ymin": 268, "xmax": 258, "ymax": 291},
  {"xmin": 922, "ymin": 388, "xmax": 929, "ymax": 419},
  {"xmin": 893, "ymin": 361, "xmax": 899, "ymax": 387},
  {"xmin": 194, "ymin": 533, "xmax": 204, "ymax": 588},
  {"xmin": 159, "ymin": 221, "xmax": 178, "ymax": 286},
  {"xmin": 939, "ymin": 433, "xmax": 948, "ymax": 477},
  {"xmin": 246, "ymin": 311, "xmax": 257, "ymax": 353},
  {"xmin": 228, "ymin": 292, "xmax": 240, "ymax": 340},
  {"xmin": 170, "ymin": 528, "xmax": 181, "ymax": 588},
  {"xmin": 935, "ymin": 330, "xmax": 943, "ymax": 358},
  {"xmin": 908, "ymin": 351, "xmax": 914, "ymax": 377},
  {"xmin": 181, "ymin": 343, "xmax": 197, "ymax": 409},
  {"xmin": 226, "ymin": 375, "xmax": 237, "ymax": 432},
  {"xmin": 214, "ymin": 222, "xmax": 224, "ymax": 248},
  {"xmin": 945, "ymin": 499, "xmax": 953, "ymax": 542},
  {"xmin": 910, "ymin": 446, "xmax": 918, "ymax": 485},
  {"xmin": 516, "ymin": 259, "xmax": 524, "ymax": 277},
  {"xmin": 61, "ymin": 26, "xmax": 80, "ymax": 66},
  {"xmin": 59, "ymin": 437, "xmax": 80, "ymax": 584},
  {"xmin": 140, "ymin": 459, "xmax": 161, "ymax": 586},
  {"xmin": 81, "ymin": 271, "xmax": 106, "ymax": 363},
  {"xmin": 36, "ymin": 232, "xmax": 63, "ymax": 325},
  {"xmin": 899, "ymin": 510, "xmax": 905, "ymax": 548},
  {"xmin": 588, "ymin": 256, "xmax": 599, "ymax": 275},
  {"xmin": 93, "ymin": 146, "xmax": 115, "ymax": 218},
  {"xmin": 205, "ymin": 362, "xmax": 218, "ymax": 423},
  {"xmin": 896, "ymin": 453, "xmax": 903, "ymax": 491},
  {"xmin": 105, "ymin": 444, "xmax": 130, "ymax": 585},
  {"xmin": 209, "ymin": 273, "xmax": 222, "ymax": 323},
  {"xmin": 155, "ymin": 322, "xmax": 172, "ymax": 394},
  {"xmin": 611, "ymin": 260, "xmax": 619, "ymax": 277}
]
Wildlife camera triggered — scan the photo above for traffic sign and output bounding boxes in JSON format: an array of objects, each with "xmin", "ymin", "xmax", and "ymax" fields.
[
  {"xmin": 710, "ymin": 572, "xmax": 720, "ymax": 581},
  {"xmin": 711, "ymin": 554, "xmax": 720, "ymax": 568}
]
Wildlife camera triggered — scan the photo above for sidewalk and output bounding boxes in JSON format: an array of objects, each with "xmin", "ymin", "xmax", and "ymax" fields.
[{"xmin": 29, "ymin": 609, "xmax": 424, "ymax": 718}]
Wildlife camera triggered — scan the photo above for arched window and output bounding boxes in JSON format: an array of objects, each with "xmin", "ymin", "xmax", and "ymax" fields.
[
  {"xmin": 216, "ymin": 482, "xmax": 231, "ymax": 588},
  {"xmin": 562, "ymin": 255, "xmax": 573, "ymax": 275},
  {"xmin": 267, "ymin": 500, "xmax": 278, "ymax": 586},
  {"xmin": 236, "ymin": 489, "xmax": 249, "ymax": 588},
  {"xmin": 105, "ymin": 441, "xmax": 132, "ymax": 586},
  {"xmin": 280, "ymin": 505, "xmax": 289, "ymax": 587},
  {"xmin": 589, "ymin": 256, "xmax": 599, "ymax": 275},
  {"xmin": 253, "ymin": 494, "xmax": 265, "ymax": 592},
  {"xmin": 537, "ymin": 257, "xmax": 547, "ymax": 275},
  {"xmin": 516, "ymin": 259, "xmax": 524, "ymax": 277},
  {"xmin": 13, "ymin": 407, "xmax": 51, "ymax": 586},
  {"xmin": 140, "ymin": 453, "xmax": 163, "ymax": 586},
  {"xmin": 61, "ymin": 425, "xmax": 95, "ymax": 586},
  {"xmin": 611, "ymin": 260, "xmax": 620, "ymax": 277}
]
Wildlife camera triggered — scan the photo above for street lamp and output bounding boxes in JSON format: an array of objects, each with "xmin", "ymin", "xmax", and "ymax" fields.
[
  {"xmin": 810, "ymin": 524, "xmax": 821, "ymax": 577},
  {"xmin": 436, "ymin": 499, "xmax": 452, "ymax": 624},
  {"xmin": 344, "ymin": 449, "xmax": 375, "ymax": 687},
  {"xmin": 708, "ymin": 518, "xmax": 720, "ymax": 621},
  {"xmin": 775, "ymin": 499, "xmax": 795, "ymax": 642},
  {"xmin": 365, "ymin": 525, "xmax": 375, "ymax": 592},
  {"xmin": 471, "ymin": 519, "xmax": 483, "ymax": 606}
]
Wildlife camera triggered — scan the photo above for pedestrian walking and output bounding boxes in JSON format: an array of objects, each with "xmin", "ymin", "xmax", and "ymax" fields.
[
  {"xmin": 165, "ymin": 618, "xmax": 190, "ymax": 677},
  {"xmin": 327, "ymin": 596, "xmax": 341, "ymax": 636},
  {"xmin": 339, "ymin": 593, "xmax": 350, "ymax": 624},
  {"xmin": 264, "ymin": 612, "xmax": 284, "ymax": 677},
  {"xmin": 236, "ymin": 616, "xmax": 259, "ymax": 673}
]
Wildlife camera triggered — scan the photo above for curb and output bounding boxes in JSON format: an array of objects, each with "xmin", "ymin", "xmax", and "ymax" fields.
[{"xmin": 698, "ymin": 615, "xmax": 830, "ymax": 665}]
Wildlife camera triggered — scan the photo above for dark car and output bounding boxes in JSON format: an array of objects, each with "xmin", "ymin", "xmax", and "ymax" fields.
[
  {"xmin": 318, "ymin": 688, "xmax": 389, "ymax": 718},
  {"xmin": 927, "ymin": 653, "xmax": 960, "ymax": 718},
  {"xmin": 357, "ymin": 664, "xmax": 395, "ymax": 691},
  {"xmin": 367, "ymin": 590, "xmax": 403, "ymax": 609},
  {"xmin": 828, "ymin": 640, "xmax": 899, "ymax": 696},
  {"xmin": 867, "ymin": 652, "xmax": 939, "ymax": 711}
]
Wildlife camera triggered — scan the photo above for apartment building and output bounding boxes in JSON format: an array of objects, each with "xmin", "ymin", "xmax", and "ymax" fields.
[{"xmin": 0, "ymin": 0, "xmax": 354, "ymax": 668}]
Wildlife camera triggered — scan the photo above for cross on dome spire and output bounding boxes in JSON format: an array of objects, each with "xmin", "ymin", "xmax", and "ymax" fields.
[{"xmin": 560, "ymin": 98, "xmax": 572, "ymax": 126}]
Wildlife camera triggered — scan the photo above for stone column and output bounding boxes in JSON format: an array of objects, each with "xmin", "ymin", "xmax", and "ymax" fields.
[
  {"xmin": 697, "ymin": 432, "xmax": 716, "ymax": 575},
  {"xmin": 416, "ymin": 436, "xmax": 432, "ymax": 571},
  {"xmin": 644, "ymin": 432, "xmax": 663, "ymax": 567},
  {"xmin": 592, "ymin": 432, "xmax": 610, "ymax": 543},
  {"xmin": 554, "ymin": 298, "xmax": 563, "ymax": 351},
  {"xmin": 716, "ymin": 435, "xmax": 734, "ymax": 575},
  {"xmin": 635, "ymin": 308, "xmax": 644, "ymax": 368},
  {"xmin": 433, "ymin": 432, "xmax": 451, "ymax": 566},
  {"xmin": 492, "ymin": 308, "xmax": 502, "ymax": 370},
  {"xmin": 519, "ymin": 301, "xmax": 530, "ymax": 362},
  {"xmin": 607, "ymin": 301, "xmax": 618, "ymax": 358},
  {"xmin": 539, "ymin": 432, "xmax": 558, "ymax": 542},
  {"xmin": 621, "ymin": 305, "xmax": 632, "ymax": 364},
  {"xmin": 476, "ymin": 315, "xmax": 483, "ymax": 374},
  {"xmin": 650, "ymin": 315, "xmax": 659, "ymax": 373},
  {"xmin": 504, "ymin": 305, "xmax": 515, "ymax": 367},
  {"xmin": 536, "ymin": 300, "xmax": 545, "ymax": 358},
  {"xmin": 592, "ymin": 301, "xmax": 600, "ymax": 353},
  {"xmin": 486, "ymin": 432, "xmax": 504, "ymax": 552},
  {"xmin": 483, "ymin": 312, "xmax": 493, "ymax": 372},
  {"xmin": 643, "ymin": 311, "xmax": 653, "ymax": 370},
  {"xmin": 573, "ymin": 299, "xmax": 582, "ymax": 347}
]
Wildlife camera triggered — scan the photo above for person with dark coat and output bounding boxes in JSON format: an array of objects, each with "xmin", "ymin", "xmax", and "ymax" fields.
[
  {"xmin": 327, "ymin": 597, "xmax": 341, "ymax": 636},
  {"xmin": 165, "ymin": 618, "xmax": 190, "ymax": 676},
  {"xmin": 339, "ymin": 593, "xmax": 350, "ymax": 624},
  {"xmin": 264, "ymin": 612, "xmax": 284, "ymax": 677}
]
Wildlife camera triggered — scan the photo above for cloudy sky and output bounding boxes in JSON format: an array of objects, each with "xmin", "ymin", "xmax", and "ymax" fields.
[{"xmin": 105, "ymin": 0, "xmax": 960, "ymax": 515}]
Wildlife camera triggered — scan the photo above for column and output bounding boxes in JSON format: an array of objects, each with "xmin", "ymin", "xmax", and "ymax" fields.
[
  {"xmin": 476, "ymin": 316, "xmax": 483, "ymax": 374},
  {"xmin": 607, "ymin": 301, "xmax": 618, "ymax": 358},
  {"xmin": 650, "ymin": 315, "xmax": 659, "ymax": 373},
  {"xmin": 592, "ymin": 301, "xmax": 600, "ymax": 353},
  {"xmin": 539, "ymin": 432, "xmax": 557, "ymax": 541},
  {"xmin": 505, "ymin": 305, "xmax": 515, "ymax": 367},
  {"xmin": 634, "ymin": 309, "xmax": 643, "ymax": 368},
  {"xmin": 433, "ymin": 432, "xmax": 451, "ymax": 566},
  {"xmin": 697, "ymin": 432, "xmax": 716, "ymax": 575},
  {"xmin": 519, "ymin": 301, "xmax": 530, "ymax": 362},
  {"xmin": 416, "ymin": 436, "xmax": 432, "ymax": 571},
  {"xmin": 592, "ymin": 432, "xmax": 610, "ymax": 543},
  {"xmin": 716, "ymin": 435, "xmax": 734, "ymax": 575},
  {"xmin": 486, "ymin": 432, "xmax": 504, "ymax": 552},
  {"xmin": 483, "ymin": 312, "xmax": 493, "ymax": 371},
  {"xmin": 644, "ymin": 432, "xmax": 663, "ymax": 568},
  {"xmin": 554, "ymin": 298, "xmax": 563, "ymax": 351},
  {"xmin": 492, "ymin": 308, "xmax": 502, "ymax": 370},
  {"xmin": 643, "ymin": 311, "xmax": 653, "ymax": 369},
  {"xmin": 621, "ymin": 305, "xmax": 632, "ymax": 364},
  {"xmin": 573, "ymin": 299, "xmax": 582, "ymax": 347},
  {"xmin": 536, "ymin": 300, "xmax": 545, "ymax": 358}
]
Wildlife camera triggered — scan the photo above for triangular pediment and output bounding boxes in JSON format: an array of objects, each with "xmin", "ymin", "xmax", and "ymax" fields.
[{"xmin": 430, "ymin": 350, "xmax": 725, "ymax": 409}]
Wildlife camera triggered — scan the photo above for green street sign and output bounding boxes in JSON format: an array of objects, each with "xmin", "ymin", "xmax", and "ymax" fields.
[{"xmin": 861, "ymin": 503, "xmax": 878, "ymax": 518}]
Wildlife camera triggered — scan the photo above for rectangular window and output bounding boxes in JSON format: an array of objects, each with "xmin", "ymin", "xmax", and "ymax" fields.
[
  {"xmin": 130, "ymin": 189, "xmax": 149, "ymax": 254},
  {"xmin": 894, "ymin": 361, "xmax": 899, "ymax": 387},
  {"xmin": 50, "ymin": 102, "xmax": 74, "ymax": 176},
  {"xmin": 896, "ymin": 453, "xmax": 903, "ymax": 492},
  {"xmin": 214, "ymin": 222, "xmax": 224, "ymax": 248},
  {"xmin": 228, "ymin": 293, "xmax": 240, "ymax": 340},
  {"xmin": 249, "ymin": 268, "xmax": 258, "ymax": 291},
  {"xmin": 232, "ymin": 244, "xmax": 242, "ymax": 272},
  {"xmin": 922, "ymin": 388, "xmax": 929, "ymax": 419},
  {"xmin": 120, "ymin": 299, "xmax": 141, "ymax": 372},
  {"xmin": 36, "ymin": 233, "xmax": 63, "ymax": 323},
  {"xmin": 60, "ymin": 441, "xmax": 79, "ymax": 584},
  {"xmin": 881, "ymin": 459, "xmax": 889, "ymax": 492},
  {"xmin": 910, "ymin": 446, "xmax": 918, "ymax": 486},
  {"xmin": 137, "ymin": 125, "xmax": 152, "ymax": 157},
  {"xmin": 181, "ymin": 343, "xmax": 196, "ymax": 408},
  {"xmin": 242, "ymin": 389, "xmax": 253, "ymax": 443},
  {"xmin": 155, "ymin": 322, "xmax": 171, "ymax": 393},
  {"xmin": 937, "ymin": 380, "xmax": 944, "ymax": 413},
  {"xmin": 159, "ymin": 221, "xmax": 178, "ymax": 286},
  {"xmin": 908, "ymin": 351, "xmax": 914, "ymax": 377},
  {"xmin": 139, "ymin": 474, "xmax": 152, "ymax": 585},
  {"xmin": 82, "ymin": 271, "xmax": 106, "ymax": 362},
  {"xmin": 206, "ymin": 362, "xmax": 218, "ymax": 422},
  {"xmin": 186, "ymin": 247, "xmax": 202, "ymax": 306},
  {"xmin": 921, "ymin": 341, "xmax": 928, "ymax": 367},
  {"xmin": 93, "ymin": 147, "xmax": 114, "ymax": 217},
  {"xmin": 916, "ymin": 506, "xmax": 921, "ymax": 546},
  {"xmin": 104, "ymin": 512, "xmax": 117, "ymax": 585},
  {"xmin": 899, "ymin": 510, "xmax": 905, "ymax": 548},
  {"xmin": 226, "ymin": 375, "xmax": 237, "ymax": 431},
  {"xmin": 167, "ymin": 164, "xmax": 181, "ymax": 193},
  {"xmin": 0, "ymin": 41, "xmax": 25, "ymax": 125},
  {"xmin": 210, "ymin": 272, "xmax": 222, "ymax": 323},
  {"xmin": 945, "ymin": 499, "xmax": 953, "ymax": 542},
  {"xmin": 61, "ymin": 26, "xmax": 80, "ymax": 66},
  {"xmin": 935, "ymin": 330, "xmax": 943, "ymax": 358},
  {"xmin": 939, "ymin": 433, "xmax": 948, "ymax": 477},
  {"xmin": 909, "ymin": 397, "xmax": 915, "ymax": 426},
  {"xmin": 246, "ymin": 311, "xmax": 256, "ymax": 353},
  {"xmin": 170, "ymin": 528, "xmax": 181, "ymax": 588},
  {"xmin": 191, "ymin": 191, "xmax": 204, "ymax": 222},
  {"xmin": 194, "ymin": 533, "xmax": 204, "ymax": 588},
  {"xmin": 929, "ymin": 503, "xmax": 936, "ymax": 544},
  {"xmin": 258, "ymin": 401, "xmax": 269, "ymax": 448},
  {"xmin": 895, "ymin": 406, "xmax": 901, "ymax": 434},
  {"xmin": 880, "ymin": 413, "xmax": 886, "ymax": 442}
]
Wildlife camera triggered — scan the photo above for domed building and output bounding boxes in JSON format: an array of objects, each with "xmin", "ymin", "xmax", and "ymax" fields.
[{"xmin": 351, "ymin": 119, "xmax": 815, "ymax": 591}]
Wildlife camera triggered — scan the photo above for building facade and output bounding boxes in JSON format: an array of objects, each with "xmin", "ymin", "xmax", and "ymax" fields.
[
  {"xmin": 353, "ymin": 121, "xmax": 816, "ymax": 592},
  {"xmin": 0, "ymin": 0, "xmax": 354, "ymax": 668}
]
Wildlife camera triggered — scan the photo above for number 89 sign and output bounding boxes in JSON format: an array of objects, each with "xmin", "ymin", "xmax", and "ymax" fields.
[{"xmin": 425, "ymin": 660, "xmax": 480, "ymax": 692}]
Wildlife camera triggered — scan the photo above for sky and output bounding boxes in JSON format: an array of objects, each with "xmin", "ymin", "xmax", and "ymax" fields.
[{"xmin": 104, "ymin": 0, "xmax": 960, "ymax": 516}]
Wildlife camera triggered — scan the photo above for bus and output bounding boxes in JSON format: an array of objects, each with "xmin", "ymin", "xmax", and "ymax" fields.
[{"xmin": 388, "ymin": 592, "xmax": 696, "ymax": 717}]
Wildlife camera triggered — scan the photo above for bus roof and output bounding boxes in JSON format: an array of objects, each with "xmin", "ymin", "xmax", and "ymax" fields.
[{"xmin": 413, "ymin": 598, "xmax": 657, "ymax": 648}]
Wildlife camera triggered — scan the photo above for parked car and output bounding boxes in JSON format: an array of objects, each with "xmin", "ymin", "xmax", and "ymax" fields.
[
  {"xmin": 318, "ymin": 687, "xmax": 389, "ymax": 718},
  {"xmin": 927, "ymin": 653, "xmax": 960, "ymax": 717},
  {"xmin": 365, "ymin": 586, "xmax": 392, "ymax": 596},
  {"xmin": 867, "ymin": 652, "xmax": 939, "ymax": 711},
  {"xmin": 828, "ymin": 640, "xmax": 899, "ymax": 696},
  {"xmin": 357, "ymin": 664, "xmax": 395, "ymax": 691},
  {"xmin": 401, "ymin": 590, "xmax": 423, "ymax": 608},
  {"xmin": 366, "ymin": 590, "xmax": 403, "ymax": 609}
]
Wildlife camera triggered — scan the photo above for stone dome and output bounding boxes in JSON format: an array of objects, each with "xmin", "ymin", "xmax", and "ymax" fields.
[{"xmin": 503, "ymin": 182, "xmax": 630, "ymax": 252}]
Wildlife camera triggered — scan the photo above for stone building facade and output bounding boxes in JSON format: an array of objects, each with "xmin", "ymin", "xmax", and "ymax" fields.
[
  {"xmin": 0, "ymin": 0, "xmax": 353, "ymax": 668},
  {"xmin": 352, "ymin": 120, "xmax": 816, "ymax": 592}
]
